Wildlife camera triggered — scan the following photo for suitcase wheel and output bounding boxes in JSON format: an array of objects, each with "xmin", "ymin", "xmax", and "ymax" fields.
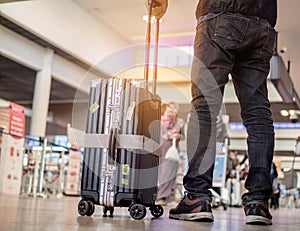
[
  {"xmin": 150, "ymin": 205, "xmax": 164, "ymax": 218},
  {"xmin": 103, "ymin": 206, "xmax": 114, "ymax": 217},
  {"xmin": 78, "ymin": 200, "xmax": 95, "ymax": 216},
  {"xmin": 86, "ymin": 201, "xmax": 95, "ymax": 216},
  {"xmin": 129, "ymin": 204, "xmax": 147, "ymax": 220}
]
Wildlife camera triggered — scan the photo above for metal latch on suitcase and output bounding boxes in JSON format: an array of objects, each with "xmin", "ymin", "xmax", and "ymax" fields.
[{"xmin": 83, "ymin": 134, "xmax": 160, "ymax": 156}]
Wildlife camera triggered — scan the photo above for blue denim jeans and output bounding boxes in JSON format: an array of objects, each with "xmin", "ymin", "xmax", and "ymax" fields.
[{"xmin": 183, "ymin": 12, "xmax": 276, "ymax": 204}]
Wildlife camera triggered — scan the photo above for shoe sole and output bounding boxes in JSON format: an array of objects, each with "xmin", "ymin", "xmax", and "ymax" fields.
[
  {"xmin": 246, "ymin": 215, "xmax": 272, "ymax": 225},
  {"xmin": 169, "ymin": 212, "xmax": 214, "ymax": 222}
]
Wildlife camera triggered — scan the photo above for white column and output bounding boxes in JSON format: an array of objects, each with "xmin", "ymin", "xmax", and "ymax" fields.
[{"xmin": 30, "ymin": 48, "xmax": 54, "ymax": 137}]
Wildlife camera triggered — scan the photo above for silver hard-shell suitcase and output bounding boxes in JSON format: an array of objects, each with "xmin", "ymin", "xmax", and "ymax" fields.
[{"xmin": 78, "ymin": 1, "xmax": 163, "ymax": 220}]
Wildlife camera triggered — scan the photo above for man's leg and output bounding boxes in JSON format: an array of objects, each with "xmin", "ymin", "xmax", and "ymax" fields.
[
  {"xmin": 169, "ymin": 15, "xmax": 234, "ymax": 222},
  {"xmin": 231, "ymin": 17, "xmax": 276, "ymax": 225},
  {"xmin": 232, "ymin": 67, "xmax": 274, "ymax": 202},
  {"xmin": 232, "ymin": 64, "xmax": 274, "ymax": 225},
  {"xmin": 183, "ymin": 62, "xmax": 228, "ymax": 198}
]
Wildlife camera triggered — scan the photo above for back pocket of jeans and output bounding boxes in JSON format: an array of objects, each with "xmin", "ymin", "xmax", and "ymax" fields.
[
  {"xmin": 261, "ymin": 27, "xmax": 276, "ymax": 63},
  {"xmin": 213, "ymin": 13, "xmax": 250, "ymax": 49}
]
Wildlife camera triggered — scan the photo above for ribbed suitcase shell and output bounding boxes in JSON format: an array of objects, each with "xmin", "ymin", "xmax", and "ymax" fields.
[{"xmin": 81, "ymin": 78, "xmax": 161, "ymax": 208}]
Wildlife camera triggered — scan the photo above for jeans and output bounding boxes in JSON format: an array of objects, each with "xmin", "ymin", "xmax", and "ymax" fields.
[{"xmin": 183, "ymin": 12, "xmax": 276, "ymax": 204}]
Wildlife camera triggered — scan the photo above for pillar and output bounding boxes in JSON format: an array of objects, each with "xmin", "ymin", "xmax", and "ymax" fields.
[{"xmin": 30, "ymin": 48, "xmax": 54, "ymax": 137}]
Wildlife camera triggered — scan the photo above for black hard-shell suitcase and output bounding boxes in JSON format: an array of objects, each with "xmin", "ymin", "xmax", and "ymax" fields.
[{"xmin": 78, "ymin": 1, "xmax": 164, "ymax": 220}]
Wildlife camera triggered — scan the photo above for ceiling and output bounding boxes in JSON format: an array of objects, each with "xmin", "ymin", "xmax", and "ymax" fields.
[
  {"xmin": 71, "ymin": 0, "xmax": 300, "ymax": 90},
  {"xmin": 0, "ymin": 55, "xmax": 88, "ymax": 105},
  {"xmin": 0, "ymin": 0, "xmax": 300, "ymax": 124},
  {"xmin": 72, "ymin": 0, "xmax": 198, "ymax": 45}
]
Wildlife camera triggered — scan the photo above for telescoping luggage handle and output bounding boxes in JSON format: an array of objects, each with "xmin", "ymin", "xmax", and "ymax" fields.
[
  {"xmin": 83, "ymin": 2, "xmax": 161, "ymax": 160},
  {"xmin": 144, "ymin": 0, "xmax": 160, "ymax": 96}
]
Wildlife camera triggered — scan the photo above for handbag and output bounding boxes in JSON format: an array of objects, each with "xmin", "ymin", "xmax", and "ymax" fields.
[{"xmin": 165, "ymin": 138, "xmax": 180, "ymax": 162}]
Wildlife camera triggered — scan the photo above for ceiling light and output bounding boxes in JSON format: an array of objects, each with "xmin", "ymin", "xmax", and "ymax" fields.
[
  {"xmin": 280, "ymin": 109, "xmax": 289, "ymax": 117},
  {"xmin": 289, "ymin": 110, "xmax": 295, "ymax": 116}
]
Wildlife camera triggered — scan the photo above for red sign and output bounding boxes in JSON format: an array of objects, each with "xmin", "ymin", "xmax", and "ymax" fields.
[{"xmin": 9, "ymin": 102, "xmax": 25, "ymax": 138}]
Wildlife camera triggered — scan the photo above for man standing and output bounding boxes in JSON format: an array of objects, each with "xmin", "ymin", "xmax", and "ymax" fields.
[{"xmin": 150, "ymin": 0, "xmax": 277, "ymax": 225}]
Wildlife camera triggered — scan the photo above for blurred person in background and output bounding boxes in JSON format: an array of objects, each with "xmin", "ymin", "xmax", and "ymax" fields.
[
  {"xmin": 156, "ymin": 103, "xmax": 184, "ymax": 205},
  {"xmin": 226, "ymin": 150, "xmax": 240, "ymax": 180}
]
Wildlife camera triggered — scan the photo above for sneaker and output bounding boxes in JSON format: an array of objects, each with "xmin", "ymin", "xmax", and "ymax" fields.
[
  {"xmin": 244, "ymin": 202, "xmax": 272, "ymax": 225},
  {"xmin": 169, "ymin": 194, "xmax": 214, "ymax": 222}
]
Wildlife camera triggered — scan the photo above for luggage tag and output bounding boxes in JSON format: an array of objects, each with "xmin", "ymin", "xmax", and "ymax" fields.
[{"xmin": 89, "ymin": 103, "xmax": 99, "ymax": 114}]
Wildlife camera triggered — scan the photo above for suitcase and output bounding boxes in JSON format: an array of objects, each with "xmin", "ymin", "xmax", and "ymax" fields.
[{"xmin": 77, "ymin": 1, "xmax": 163, "ymax": 220}]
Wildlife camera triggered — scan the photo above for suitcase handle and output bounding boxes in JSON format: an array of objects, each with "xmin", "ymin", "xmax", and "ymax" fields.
[
  {"xmin": 144, "ymin": 0, "xmax": 160, "ymax": 96},
  {"xmin": 108, "ymin": 128, "xmax": 117, "ymax": 163}
]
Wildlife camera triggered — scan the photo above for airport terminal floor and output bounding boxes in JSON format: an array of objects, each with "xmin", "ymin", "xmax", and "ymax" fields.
[{"xmin": 0, "ymin": 194, "xmax": 298, "ymax": 231}]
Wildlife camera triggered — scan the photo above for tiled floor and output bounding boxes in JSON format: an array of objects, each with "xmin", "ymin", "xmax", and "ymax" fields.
[{"xmin": 0, "ymin": 193, "xmax": 299, "ymax": 231}]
